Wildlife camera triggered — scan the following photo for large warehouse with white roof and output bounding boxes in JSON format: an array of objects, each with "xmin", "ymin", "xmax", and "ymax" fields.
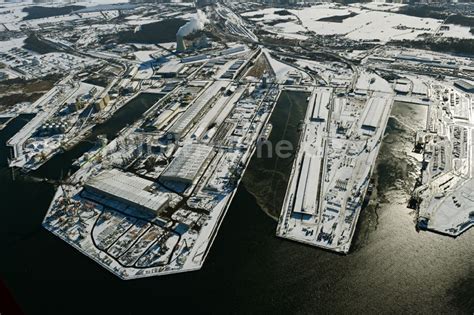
[
  {"xmin": 311, "ymin": 90, "xmax": 331, "ymax": 122},
  {"xmin": 360, "ymin": 97, "xmax": 388, "ymax": 132},
  {"xmin": 168, "ymin": 81, "xmax": 229, "ymax": 139},
  {"xmin": 160, "ymin": 144, "xmax": 214, "ymax": 184},
  {"xmin": 84, "ymin": 169, "xmax": 169, "ymax": 216}
]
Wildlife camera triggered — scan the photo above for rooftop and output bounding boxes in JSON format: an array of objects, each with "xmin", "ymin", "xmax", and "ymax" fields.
[
  {"xmin": 454, "ymin": 80, "xmax": 474, "ymax": 91},
  {"xmin": 160, "ymin": 144, "xmax": 213, "ymax": 184},
  {"xmin": 85, "ymin": 169, "xmax": 169, "ymax": 212},
  {"xmin": 360, "ymin": 97, "xmax": 388, "ymax": 130}
]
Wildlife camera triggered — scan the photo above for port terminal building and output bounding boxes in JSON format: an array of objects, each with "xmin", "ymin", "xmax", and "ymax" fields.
[
  {"xmin": 311, "ymin": 90, "xmax": 330, "ymax": 122},
  {"xmin": 160, "ymin": 144, "xmax": 213, "ymax": 184},
  {"xmin": 168, "ymin": 81, "xmax": 229, "ymax": 139},
  {"xmin": 454, "ymin": 80, "xmax": 474, "ymax": 93},
  {"xmin": 360, "ymin": 96, "xmax": 389, "ymax": 133},
  {"xmin": 292, "ymin": 152, "xmax": 322, "ymax": 216},
  {"xmin": 84, "ymin": 169, "xmax": 169, "ymax": 216}
]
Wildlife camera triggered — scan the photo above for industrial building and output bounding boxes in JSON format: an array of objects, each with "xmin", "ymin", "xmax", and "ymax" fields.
[
  {"xmin": 311, "ymin": 90, "xmax": 330, "ymax": 122},
  {"xmin": 168, "ymin": 81, "xmax": 229, "ymax": 139},
  {"xmin": 160, "ymin": 144, "xmax": 213, "ymax": 184},
  {"xmin": 68, "ymin": 98, "xmax": 87, "ymax": 112},
  {"xmin": 84, "ymin": 169, "xmax": 169, "ymax": 216},
  {"xmin": 156, "ymin": 61, "xmax": 184, "ymax": 78},
  {"xmin": 454, "ymin": 80, "xmax": 474, "ymax": 93},
  {"xmin": 181, "ymin": 54, "xmax": 210, "ymax": 63},
  {"xmin": 292, "ymin": 153, "xmax": 321, "ymax": 215},
  {"xmin": 94, "ymin": 93, "xmax": 110, "ymax": 111},
  {"xmin": 395, "ymin": 54, "xmax": 440, "ymax": 64},
  {"xmin": 220, "ymin": 46, "xmax": 245, "ymax": 56},
  {"xmin": 360, "ymin": 97, "xmax": 387, "ymax": 132},
  {"xmin": 394, "ymin": 79, "xmax": 410, "ymax": 95}
]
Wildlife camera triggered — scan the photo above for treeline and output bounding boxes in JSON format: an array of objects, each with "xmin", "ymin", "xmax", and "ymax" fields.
[
  {"xmin": 23, "ymin": 34, "xmax": 60, "ymax": 54},
  {"xmin": 22, "ymin": 5, "xmax": 85, "ymax": 21},
  {"xmin": 390, "ymin": 38, "xmax": 474, "ymax": 56},
  {"xmin": 398, "ymin": 5, "xmax": 474, "ymax": 28}
]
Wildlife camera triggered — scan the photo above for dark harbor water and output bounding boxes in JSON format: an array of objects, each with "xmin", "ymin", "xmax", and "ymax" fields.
[
  {"xmin": 0, "ymin": 100, "xmax": 472, "ymax": 314},
  {"xmin": 243, "ymin": 90, "xmax": 309, "ymax": 219}
]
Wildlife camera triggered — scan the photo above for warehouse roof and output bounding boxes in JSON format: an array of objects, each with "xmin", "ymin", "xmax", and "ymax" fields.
[
  {"xmin": 168, "ymin": 80, "xmax": 229, "ymax": 138},
  {"xmin": 161, "ymin": 144, "xmax": 213, "ymax": 184},
  {"xmin": 312, "ymin": 90, "xmax": 330, "ymax": 122},
  {"xmin": 360, "ymin": 97, "xmax": 387, "ymax": 130},
  {"xmin": 454, "ymin": 80, "xmax": 474, "ymax": 92},
  {"xmin": 156, "ymin": 60, "xmax": 183, "ymax": 75},
  {"xmin": 85, "ymin": 169, "xmax": 168, "ymax": 211},
  {"xmin": 293, "ymin": 153, "xmax": 321, "ymax": 215}
]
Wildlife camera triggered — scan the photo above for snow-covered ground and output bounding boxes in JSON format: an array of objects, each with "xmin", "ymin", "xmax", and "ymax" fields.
[
  {"xmin": 243, "ymin": 3, "xmax": 474, "ymax": 43},
  {"xmin": 0, "ymin": 36, "xmax": 26, "ymax": 53},
  {"xmin": 296, "ymin": 58, "xmax": 353, "ymax": 86},
  {"xmin": 355, "ymin": 70, "xmax": 393, "ymax": 94},
  {"xmin": 292, "ymin": 4, "xmax": 473, "ymax": 42},
  {"xmin": 269, "ymin": 21, "xmax": 308, "ymax": 40},
  {"xmin": 0, "ymin": 0, "xmax": 126, "ymax": 30},
  {"xmin": 133, "ymin": 50, "xmax": 159, "ymax": 63},
  {"xmin": 263, "ymin": 48, "xmax": 309, "ymax": 83}
]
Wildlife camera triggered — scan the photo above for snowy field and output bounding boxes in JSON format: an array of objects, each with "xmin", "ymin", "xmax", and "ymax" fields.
[
  {"xmin": 262, "ymin": 48, "xmax": 310, "ymax": 83},
  {"xmin": 242, "ymin": 8, "xmax": 306, "ymax": 40},
  {"xmin": 242, "ymin": 8, "xmax": 298, "ymax": 23},
  {"xmin": 0, "ymin": 36, "xmax": 26, "ymax": 53},
  {"xmin": 0, "ymin": 0, "xmax": 127, "ymax": 29},
  {"xmin": 243, "ymin": 3, "xmax": 474, "ymax": 43}
]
